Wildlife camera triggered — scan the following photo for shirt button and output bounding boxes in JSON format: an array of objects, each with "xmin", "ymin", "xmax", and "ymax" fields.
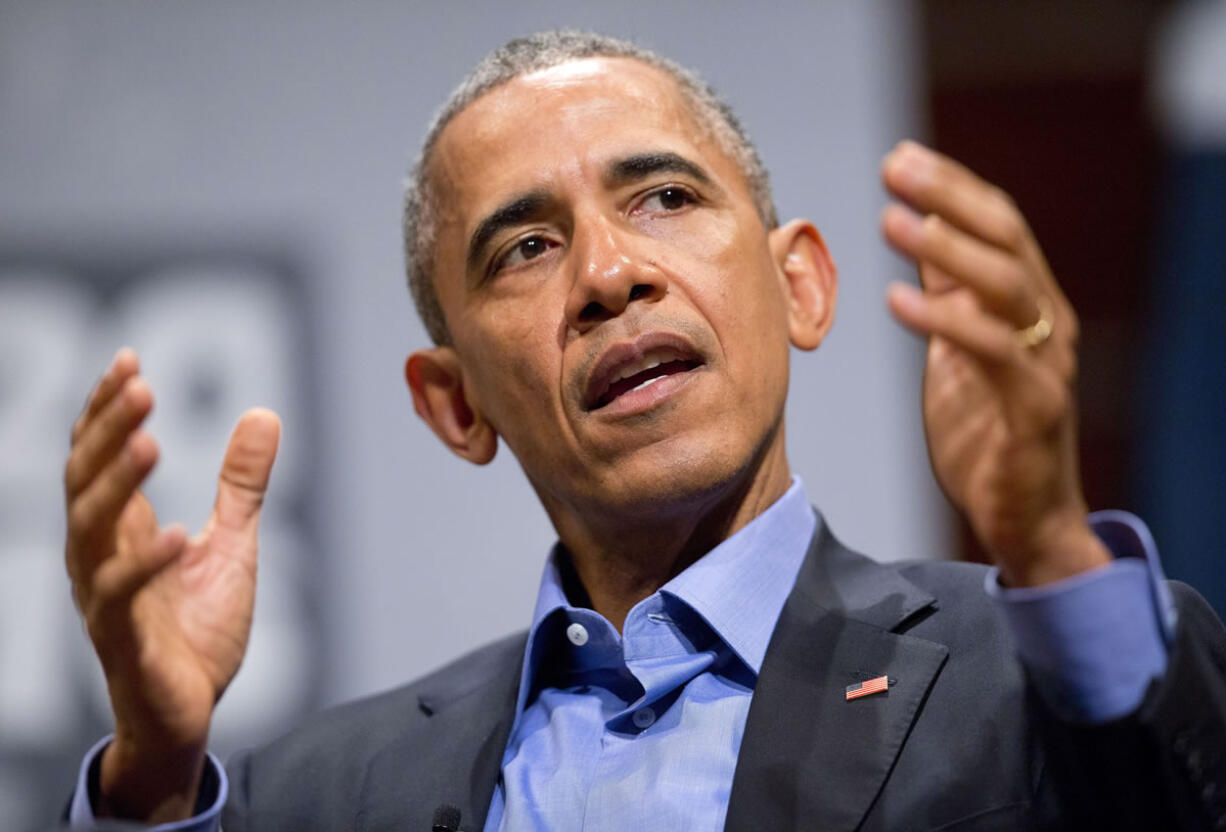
[
  {"xmin": 566, "ymin": 622, "xmax": 589, "ymax": 646},
  {"xmin": 632, "ymin": 707, "xmax": 656, "ymax": 729}
]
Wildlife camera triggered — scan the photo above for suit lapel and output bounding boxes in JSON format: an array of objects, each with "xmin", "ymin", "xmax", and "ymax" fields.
[
  {"xmin": 358, "ymin": 635, "xmax": 524, "ymax": 832},
  {"xmin": 356, "ymin": 523, "xmax": 948, "ymax": 832},
  {"xmin": 725, "ymin": 522, "xmax": 949, "ymax": 832}
]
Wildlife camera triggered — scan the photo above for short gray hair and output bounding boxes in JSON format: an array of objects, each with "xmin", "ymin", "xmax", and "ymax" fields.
[{"xmin": 403, "ymin": 29, "xmax": 779, "ymax": 346}]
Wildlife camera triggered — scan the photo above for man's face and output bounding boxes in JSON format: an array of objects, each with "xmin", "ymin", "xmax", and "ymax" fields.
[{"xmin": 425, "ymin": 58, "xmax": 797, "ymax": 521}]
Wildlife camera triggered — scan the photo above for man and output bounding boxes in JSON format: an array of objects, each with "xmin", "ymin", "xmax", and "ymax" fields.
[{"xmin": 64, "ymin": 31, "xmax": 1226, "ymax": 831}]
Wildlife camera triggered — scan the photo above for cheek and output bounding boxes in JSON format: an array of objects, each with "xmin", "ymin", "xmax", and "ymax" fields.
[
  {"xmin": 460, "ymin": 314, "xmax": 563, "ymax": 436},
  {"xmin": 695, "ymin": 227, "xmax": 792, "ymax": 413},
  {"xmin": 659, "ymin": 214, "xmax": 790, "ymax": 357}
]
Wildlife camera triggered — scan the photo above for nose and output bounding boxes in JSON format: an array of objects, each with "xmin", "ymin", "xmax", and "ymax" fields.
[{"xmin": 564, "ymin": 217, "xmax": 667, "ymax": 333}]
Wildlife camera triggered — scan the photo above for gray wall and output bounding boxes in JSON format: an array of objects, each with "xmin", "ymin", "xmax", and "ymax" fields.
[{"xmin": 0, "ymin": 2, "xmax": 941, "ymax": 827}]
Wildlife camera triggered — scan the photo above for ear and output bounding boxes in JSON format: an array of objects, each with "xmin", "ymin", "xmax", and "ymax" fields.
[
  {"xmin": 767, "ymin": 218, "xmax": 838, "ymax": 351},
  {"xmin": 405, "ymin": 347, "xmax": 498, "ymax": 465}
]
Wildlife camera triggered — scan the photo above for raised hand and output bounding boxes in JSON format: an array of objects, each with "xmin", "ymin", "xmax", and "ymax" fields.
[
  {"xmin": 880, "ymin": 141, "xmax": 1111, "ymax": 588},
  {"xmin": 63, "ymin": 348, "xmax": 280, "ymax": 821}
]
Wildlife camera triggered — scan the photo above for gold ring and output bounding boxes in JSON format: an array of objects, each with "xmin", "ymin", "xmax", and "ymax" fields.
[{"xmin": 1015, "ymin": 295, "xmax": 1054, "ymax": 349}]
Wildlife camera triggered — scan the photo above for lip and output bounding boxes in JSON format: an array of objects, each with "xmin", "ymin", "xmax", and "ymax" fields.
[{"xmin": 581, "ymin": 330, "xmax": 706, "ymax": 413}]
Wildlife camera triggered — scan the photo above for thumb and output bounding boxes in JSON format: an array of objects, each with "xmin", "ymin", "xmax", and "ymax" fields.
[{"xmin": 213, "ymin": 408, "xmax": 281, "ymax": 533}]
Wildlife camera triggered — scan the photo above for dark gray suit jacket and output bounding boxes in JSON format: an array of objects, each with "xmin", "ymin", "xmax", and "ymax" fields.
[{"xmin": 223, "ymin": 524, "xmax": 1226, "ymax": 831}]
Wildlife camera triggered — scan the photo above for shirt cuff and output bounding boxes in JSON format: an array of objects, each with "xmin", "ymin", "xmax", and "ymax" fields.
[
  {"xmin": 986, "ymin": 511, "xmax": 1174, "ymax": 724},
  {"xmin": 67, "ymin": 735, "xmax": 226, "ymax": 832}
]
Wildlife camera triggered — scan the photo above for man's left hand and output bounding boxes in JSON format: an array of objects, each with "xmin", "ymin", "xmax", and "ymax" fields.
[{"xmin": 880, "ymin": 140, "xmax": 1111, "ymax": 587}]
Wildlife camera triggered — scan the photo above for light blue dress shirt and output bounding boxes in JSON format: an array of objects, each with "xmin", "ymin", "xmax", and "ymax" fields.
[
  {"xmin": 484, "ymin": 477, "xmax": 816, "ymax": 832},
  {"xmin": 69, "ymin": 479, "xmax": 1172, "ymax": 831}
]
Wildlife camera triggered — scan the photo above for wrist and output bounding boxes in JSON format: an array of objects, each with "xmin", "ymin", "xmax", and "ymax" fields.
[
  {"xmin": 994, "ymin": 514, "xmax": 1112, "ymax": 588},
  {"xmin": 98, "ymin": 733, "xmax": 208, "ymax": 823}
]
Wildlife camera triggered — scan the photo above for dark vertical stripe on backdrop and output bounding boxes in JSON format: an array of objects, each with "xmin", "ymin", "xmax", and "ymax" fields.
[{"xmin": 1137, "ymin": 150, "xmax": 1226, "ymax": 620}]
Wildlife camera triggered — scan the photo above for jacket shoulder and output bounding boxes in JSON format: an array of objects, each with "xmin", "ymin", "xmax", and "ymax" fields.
[
  {"xmin": 894, "ymin": 557, "xmax": 994, "ymax": 600},
  {"xmin": 223, "ymin": 630, "xmax": 527, "ymax": 831},
  {"xmin": 892, "ymin": 557, "xmax": 1004, "ymax": 636}
]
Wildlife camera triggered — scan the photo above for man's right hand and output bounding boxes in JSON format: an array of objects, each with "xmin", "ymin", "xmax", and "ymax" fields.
[{"xmin": 64, "ymin": 348, "xmax": 280, "ymax": 823}]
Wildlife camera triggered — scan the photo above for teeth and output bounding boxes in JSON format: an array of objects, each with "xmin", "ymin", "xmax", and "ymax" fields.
[
  {"xmin": 614, "ymin": 356, "xmax": 667, "ymax": 383},
  {"xmin": 590, "ymin": 347, "xmax": 699, "ymax": 410}
]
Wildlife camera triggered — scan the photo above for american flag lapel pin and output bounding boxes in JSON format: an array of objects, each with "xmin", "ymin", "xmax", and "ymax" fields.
[{"xmin": 845, "ymin": 675, "xmax": 891, "ymax": 701}]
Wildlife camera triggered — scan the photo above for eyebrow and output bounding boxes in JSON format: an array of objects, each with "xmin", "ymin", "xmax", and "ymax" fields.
[
  {"xmin": 467, "ymin": 191, "xmax": 551, "ymax": 270},
  {"xmin": 605, "ymin": 152, "xmax": 713, "ymax": 188}
]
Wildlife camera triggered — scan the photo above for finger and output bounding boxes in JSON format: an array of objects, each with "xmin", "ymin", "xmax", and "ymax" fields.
[
  {"xmin": 88, "ymin": 523, "xmax": 187, "ymax": 615},
  {"xmin": 72, "ymin": 348, "xmax": 141, "ymax": 445},
  {"xmin": 212, "ymin": 408, "xmax": 281, "ymax": 533},
  {"xmin": 888, "ymin": 282, "xmax": 1068, "ymax": 429},
  {"xmin": 64, "ymin": 375, "xmax": 154, "ymax": 500},
  {"xmin": 882, "ymin": 204, "xmax": 1039, "ymax": 327},
  {"xmin": 912, "ymin": 259, "xmax": 959, "ymax": 295},
  {"xmin": 67, "ymin": 429, "xmax": 160, "ymax": 563},
  {"xmin": 881, "ymin": 141, "xmax": 1033, "ymax": 256},
  {"xmin": 887, "ymin": 282, "xmax": 1015, "ymax": 365}
]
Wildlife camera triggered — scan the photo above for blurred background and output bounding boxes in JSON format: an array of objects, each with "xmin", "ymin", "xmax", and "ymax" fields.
[{"xmin": 1, "ymin": 1, "xmax": 1222, "ymax": 828}]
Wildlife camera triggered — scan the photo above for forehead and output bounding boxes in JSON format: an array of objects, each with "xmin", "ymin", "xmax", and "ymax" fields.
[{"xmin": 428, "ymin": 57, "xmax": 723, "ymax": 224}]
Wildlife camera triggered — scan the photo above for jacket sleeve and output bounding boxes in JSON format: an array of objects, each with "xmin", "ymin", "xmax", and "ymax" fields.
[{"xmin": 1031, "ymin": 582, "xmax": 1226, "ymax": 831}]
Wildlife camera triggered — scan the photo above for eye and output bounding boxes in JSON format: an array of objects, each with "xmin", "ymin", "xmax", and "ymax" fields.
[
  {"xmin": 638, "ymin": 185, "xmax": 697, "ymax": 214},
  {"xmin": 493, "ymin": 234, "xmax": 556, "ymax": 273}
]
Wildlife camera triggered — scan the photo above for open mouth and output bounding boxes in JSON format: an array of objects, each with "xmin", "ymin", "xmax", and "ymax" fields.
[
  {"xmin": 583, "ymin": 334, "xmax": 706, "ymax": 412},
  {"xmin": 594, "ymin": 357, "xmax": 702, "ymax": 409}
]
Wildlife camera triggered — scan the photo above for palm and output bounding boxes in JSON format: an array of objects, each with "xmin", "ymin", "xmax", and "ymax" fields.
[
  {"xmin": 920, "ymin": 307, "xmax": 1072, "ymax": 560},
  {"xmin": 64, "ymin": 350, "xmax": 280, "ymax": 817},
  {"xmin": 109, "ymin": 488, "xmax": 259, "ymax": 744},
  {"xmin": 875, "ymin": 139, "xmax": 1103, "ymax": 585},
  {"xmin": 77, "ymin": 407, "xmax": 280, "ymax": 751}
]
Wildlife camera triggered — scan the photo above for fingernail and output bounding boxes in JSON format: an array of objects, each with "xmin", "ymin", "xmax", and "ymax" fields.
[
  {"xmin": 902, "ymin": 146, "xmax": 935, "ymax": 182},
  {"xmin": 888, "ymin": 281, "xmax": 925, "ymax": 315},
  {"xmin": 884, "ymin": 204, "xmax": 923, "ymax": 243},
  {"xmin": 885, "ymin": 155, "xmax": 913, "ymax": 190}
]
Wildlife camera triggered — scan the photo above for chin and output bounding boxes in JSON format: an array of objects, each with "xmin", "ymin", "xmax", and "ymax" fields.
[{"xmin": 577, "ymin": 432, "xmax": 765, "ymax": 520}]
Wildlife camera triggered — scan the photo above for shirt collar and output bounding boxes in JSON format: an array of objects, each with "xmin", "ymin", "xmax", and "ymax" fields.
[
  {"xmin": 515, "ymin": 477, "xmax": 817, "ymax": 713},
  {"xmin": 656, "ymin": 477, "xmax": 815, "ymax": 674}
]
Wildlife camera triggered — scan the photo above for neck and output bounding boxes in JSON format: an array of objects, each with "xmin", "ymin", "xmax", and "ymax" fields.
[{"xmin": 542, "ymin": 430, "xmax": 792, "ymax": 631}]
